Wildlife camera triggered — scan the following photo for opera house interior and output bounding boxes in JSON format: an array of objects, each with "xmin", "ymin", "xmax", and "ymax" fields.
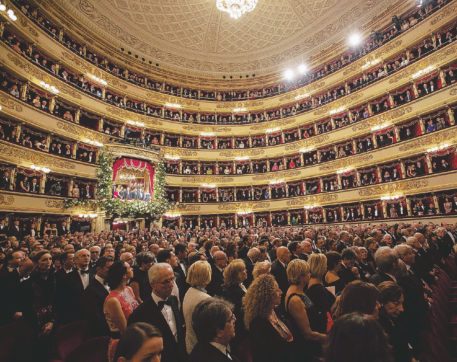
[{"xmin": 0, "ymin": 0, "xmax": 457, "ymax": 361}]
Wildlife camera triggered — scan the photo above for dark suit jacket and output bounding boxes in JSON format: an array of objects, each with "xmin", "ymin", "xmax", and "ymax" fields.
[
  {"xmin": 369, "ymin": 271, "xmax": 395, "ymax": 286},
  {"xmin": 243, "ymin": 257, "xmax": 254, "ymax": 288},
  {"xmin": 220, "ymin": 285, "xmax": 247, "ymax": 348},
  {"xmin": 81, "ymin": 278, "xmax": 109, "ymax": 336},
  {"xmin": 271, "ymin": 259, "xmax": 288, "ymax": 295},
  {"xmin": 338, "ymin": 264, "xmax": 357, "ymax": 287},
  {"xmin": 57, "ymin": 269, "xmax": 91, "ymax": 324},
  {"xmin": 207, "ymin": 264, "xmax": 224, "ymax": 297},
  {"xmin": 128, "ymin": 295, "xmax": 187, "ymax": 362},
  {"xmin": 174, "ymin": 267, "xmax": 188, "ymax": 303},
  {"xmin": 7, "ymin": 225, "xmax": 22, "ymax": 239},
  {"xmin": 190, "ymin": 342, "xmax": 240, "ymax": 362}
]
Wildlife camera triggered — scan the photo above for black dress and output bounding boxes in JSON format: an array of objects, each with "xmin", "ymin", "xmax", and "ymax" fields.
[
  {"xmin": 220, "ymin": 285, "xmax": 246, "ymax": 349},
  {"xmin": 324, "ymin": 277, "xmax": 345, "ymax": 295},
  {"xmin": 378, "ymin": 309, "xmax": 414, "ymax": 362},
  {"xmin": 249, "ymin": 316, "xmax": 293, "ymax": 362},
  {"xmin": 306, "ymin": 283, "xmax": 335, "ymax": 333},
  {"xmin": 285, "ymin": 292, "xmax": 322, "ymax": 362}
]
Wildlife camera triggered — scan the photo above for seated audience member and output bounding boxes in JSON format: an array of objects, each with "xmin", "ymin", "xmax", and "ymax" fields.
[
  {"xmin": 334, "ymin": 281, "xmax": 380, "ymax": 319},
  {"xmin": 81, "ymin": 256, "xmax": 114, "ymax": 337},
  {"xmin": 369, "ymin": 246, "xmax": 399, "ymax": 285},
  {"xmin": 325, "ymin": 313, "xmax": 393, "ymax": 362},
  {"xmin": 190, "ymin": 298, "xmax": 239, "ymax": 362},
  {"xmin": 113, "ymin": 322, "xmax": 163, "ymax": 362},
  {"xmin": 104, "ymin": 260, "xmax": 139, "ymax": 337},
  {"xmin": 244, "ymin": 274, "xmax": 294, "ymax": 362},
  {"xmin": 377, "ymin": 281, "xmax": 415, "ymax": 362},
  {"xmin": 285, "ymin": 259, "xmax": 327, "ymax": 361},
  {"xmin": 183, "ymin": 261, "xmax": 212, "ymax": 354},
  {"xmin": 128, "ymin": 263, "xmax": 187, "ymax": 362}
]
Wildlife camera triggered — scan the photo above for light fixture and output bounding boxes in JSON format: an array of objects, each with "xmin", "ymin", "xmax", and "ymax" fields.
[
  {"xmin": 84, "ymin": 139, "xmax": 104, "ymax": 147},
  {"xmin": 233, "ymin": 107, "xmax": 248, "ymax": 113},
  {"xmin": 269, "ymin": 179, "xmax": 285, "ymax": 185},
  {"xmin": 216, "ymin": 0, "xmax": 258, "ymax": 19},
  {"xmin": 164, "ymin": 154, "xmax": 181, "ymax": 160},
  {"xmin": 0, "ymin": 4, "xmax": 6, "ymax": 12},
  {"xmin": 6, "ymin": 8, "xmax": 16, "ymax": 21},
  {"xmin": 265, "ymin": 127, "xmax": 281, "ymax": 134},
  {"xmin": 304, "ymin": 205, "xmax": 318, "ymax": 210},
  {"xmin": 348, "ymin": 32, "xmax": 363, "ymax": 47},
  {"xmin": 427, "ymin": 143, "xmax": 450, "ymax": 153},
  {"xmin": 371, "ymin": 123, "xmax": 390, "ymax": 132},
  {"xmin": 78, "ymin": 213, "xmax": 97, "ymax": 218},
  {"xmin": 87, "ymin": 74, "xmax": 107, "ymax": 86},
  {"xmin": 412, "ymin": 65, "xmax": 435, "ymax": 79},
  {"xmin": 381, "ymin": 194, "xmax": 403, "ymax": 201},
  {"xmin": 39, "ymin": 81, "xmax": 59, "ymax": 94},
  {"xmin": 295, "ymin": 93, "xmax": 310, "ymax": 101},
  {"xmin": 201, "ymin": 183, "xmax": 217, "ymax": 188},
  {"xmin": 164, "ymin": 102, "xmax": 182, "ymax": 109},
  {"xmin": 235, "ymin": 156, "xmax": 250, "ymax": 161},
  {"xmin": 297, "ymin": 63, "xmax": 308, "ymax": 74},
  {"xmin": 126, "ymin": 120, "xmax": 145, "ymax": 127},
  {"xmin": 337, "ymin": 167, "xmax": 354, "ymax": 174},
  {"xmin": 200, "ymin": 132, "xmax": 215, "ymax": 137},
  {"xmin": 329, "ymin": 106, "xmax": 346, "ymax": 115},
  {"xmin": 299, "ymin": 147, "xmax": 315, "ymax": 153},
  {"xmin": 283, "ymin": 69, "xmax": 295, "ymax": 81},
  {"xmin": 237, "ymin": 210, "xmax": 253, "ymax": 215},
  {"xmin": 31, "ymin": 165, "xmax": 51, "ymax": 173},
  {"xmin": 163, "ymin": 212, "xmax": 181, "ymax": 218}
]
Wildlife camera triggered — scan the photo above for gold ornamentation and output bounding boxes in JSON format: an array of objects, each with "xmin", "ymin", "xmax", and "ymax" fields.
[
  {"xmin": 0, "ymin": 94, "xmax": 23, "ymax": 112},
  {"xmin": 358, "ymin": 180, "xmax": 429, "ymax": 197},
  {"xmin": 106, "ymin": 144, "xmax": 160, "ymax": 160},
  {"xmin": 175, "ymin": 204, "xmax": 201, "ymax": 211},
  {"xmin": 45, "ymin": 199, "xmax": 65, "ymax": 208},
  {"xmin": 0, "ymin": 143, "xmax": 76, "ymax": 170},
  {"xmin": 430, "ymin": 1, "xmax": 457, "ymax": 25},
  {"xmin": 319, "ymin": 154, "xmax": 374, "ymax": 171},
  {"xmin": 56, "ymin": 121, "xmax": 108, "ymax": 143},
  {"xmin": 18, "ymin": 15, "xmax": 39, "ymax": 38},
  {"xmin": 183, "ymin": 176, "xmax": 234, "ymax": 183},
  {"xmin": 0, "ymin": 194, "xmax": 15, "ymax": 206},
  {"xmin": 220, "ymin": 149, "xmax": 265, "ymax": 158},
  {"xmin": 160, "ymin": 148, "xmax": 198, "ymax": 157},
  {"xmin": 217, "ymin": 201, "xmax": 271, "ymax": 211},
  {"xmin": 284, "ymin": 134, "xmax": 330, "ymax": 151},
  {"xmin": 286, "ymin": 193, "xmax": 338, "ymax": 207},
  {"xmin": 313, "ymin": 93, "xmax": 363, "ymax": 116},
  {"xmin": 398, "ymin": 128, "xmax": 457, "ymax": 152},
  {"xmin": 351, "ymin": 106, "xmax": 413, "ymax": 132}
]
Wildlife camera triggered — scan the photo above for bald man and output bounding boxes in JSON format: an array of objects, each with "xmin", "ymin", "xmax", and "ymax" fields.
[{"xmin": 271, "ymin": 246, "xmax": 291, "ymax": 295}]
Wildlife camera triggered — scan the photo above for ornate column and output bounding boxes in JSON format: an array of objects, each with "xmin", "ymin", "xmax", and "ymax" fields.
[
  {"xmin": 75, "ymin": 108, "xmax": 81, "ymax": 123},
  {"xmin": 448, "ymin": 107, "xmax": 455, "ymax": 125}
]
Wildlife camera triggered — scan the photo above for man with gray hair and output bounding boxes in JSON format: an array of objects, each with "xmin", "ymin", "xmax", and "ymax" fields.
[
  {"xmin": 244, "ymin": 247, "xmax": 260, "ymax": 287},
  {"xmin": 369, "ymin": 246, "xmax": 398, "ymax": 285},
  {"xmin": 128, "ymin": 263, "xmax": 186, "ymax": 362}
]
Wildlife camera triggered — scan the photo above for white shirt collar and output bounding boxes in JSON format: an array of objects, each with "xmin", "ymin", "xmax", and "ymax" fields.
[{"xmin": 209, "ymin": 342, "xmax": 231, "ymax": 358}]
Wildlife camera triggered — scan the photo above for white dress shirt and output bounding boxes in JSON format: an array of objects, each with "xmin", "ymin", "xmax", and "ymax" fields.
[
  {"xmin": 78, "ymin": 269, "xmax": 90, "ymax": 289},
  {"xmin": 151, "ymin": 291, "xmax": 178, "ymax": 341}
]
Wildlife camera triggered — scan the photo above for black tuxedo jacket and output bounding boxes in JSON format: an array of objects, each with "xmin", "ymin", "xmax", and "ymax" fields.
[
  {"xmin": 174, "ymin": 267, "xmax": 188, "ymax": 303},
  {"xmin": 81, "ymin": 278, "xmax": 109, "ymax": 336},
  {"xmin": 338, "ymin": 264, "xmax": 357, "ymax": 287},
  {"xmin": 190, "ymin": 342, "xmax": 240, "ymax": 362},
  {"xmin": 207, "ymin": 264, "xmax": 224, "ymax": 297},
  {"xmin": 243, "ymin": 257, "xmax": 254, "ymax": 288},
  {"xmin": 271, "ymin": 259, "xmax": 288, "ymax": 295},
  {"xmin": 7, "ymin": 226, "xmax": 22, "ymax": 239},
  {"xmin": 57, "ymin": 269, "xmax": 92, "ymax": 324},
  {"xmin": 128, "ymin": 295, "xmax": 187, "ymax": 362}
]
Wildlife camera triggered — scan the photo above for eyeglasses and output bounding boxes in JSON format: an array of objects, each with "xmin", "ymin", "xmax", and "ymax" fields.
[
  {"xmin": 227, "ymin": 313, "xmax": 236, "ymax": 323},
  {"xmin": 159, "ymin": 277, "xmax": 175, "ymax": 285}
]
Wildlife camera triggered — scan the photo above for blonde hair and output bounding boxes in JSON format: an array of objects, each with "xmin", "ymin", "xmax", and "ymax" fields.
[
  {"xmin": 243, "ymin": 274, "xmax": 277, "ymax": 329},
  {"xmin": 286, "ymin": 259, "xmax": 310, "ymax": 285},
  {"xmin": 308, "ymin": 253, "xmax": 327, "ymax": 280},
  {"xmin": 252, "ymin": 260, "xmax": 271, "ymax": 279},
  {"xmin": 223, "ymin": 259, "xmax": 246, "ymax": 287},
  {"xmin": 186, "ymin": 260, "xmax": 212, "ymax": 287}
]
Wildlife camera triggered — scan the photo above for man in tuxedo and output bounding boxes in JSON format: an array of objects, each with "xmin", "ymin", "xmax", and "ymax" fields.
[
  {"xmin": 128, "ymin": 263, "xmax": 187, "ymax": 362},
  {"xmin": 271, "ymin": 246, "xmax": 290, "ymax": 295},
  {"xmin": 369, "ymin": 246, "xmax": 398, "ymax": 286},
  {"xmin": 243, "ymin": 247, "xmax": 260, "ymax": 288},
  {"xmin": 338, "ymin": 248, "xmax": 360, "ymax": 287},
  {"xmin": 89, "ymin": 245, "xmax": 101, "ymax": 271},
  {"xmin": 190, "ymin": 298, "xmax": 239, "ymax": 362},
  {"xmin": 0, "ymin": 218, "xmax": 8, "ymax": 236},
  {"xmin": 58, "ymin": 221, "xmax": 69, "ymax": 236},
  {"xmin": 57, "ymin": 248, "xmax": 92, "ymax": 324},
  {"xmin": 207, "ymin": 251, "xmax": 227, "ymax": 297},
  {"xmin": 0, "ymin": 250, "xmax": 25, "ymax": 325},
  {"xmin": 81, "ymin": 256, "xmax": 113, "ymax": 337},
  {"xmin": 8, "ymin": 220, "xmax": 22, "ymax": 240},
  {"xmin": 55, "ymin": 251, "xmax": 75, "ymax": 285}
]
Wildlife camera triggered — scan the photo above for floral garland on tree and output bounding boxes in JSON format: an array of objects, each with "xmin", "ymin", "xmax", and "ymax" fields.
[{"xmin": 64, "ymin": 151, "xmax": 170, "ymax": 219}]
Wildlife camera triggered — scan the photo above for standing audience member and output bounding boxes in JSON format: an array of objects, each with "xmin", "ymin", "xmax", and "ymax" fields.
[
  {"xmin": 183, "ymin": 261, "xmax": 212, "ymax": 354},
  {"xmin": 207, "ymin": 251, "xmax": 227, "ymax": 296}
]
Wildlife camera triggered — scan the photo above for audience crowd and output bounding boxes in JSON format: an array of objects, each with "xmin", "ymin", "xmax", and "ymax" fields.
[{"xmin": 0, "ymin": 221, "xmax": 456, "ymax": 361}]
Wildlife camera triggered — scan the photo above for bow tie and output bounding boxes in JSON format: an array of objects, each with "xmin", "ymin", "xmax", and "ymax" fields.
[
  {"xmin": 79, "ymin": 269, "xmax": 90, "ymax": 275},
  {"xmin": 157, "ymin": 299, "xmax": 172, "ymax": 310}
]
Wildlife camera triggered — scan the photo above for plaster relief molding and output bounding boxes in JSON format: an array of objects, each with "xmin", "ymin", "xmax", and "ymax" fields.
[
  {"xmin": 430, "ymin": 1, "xmax": 457, "ymax": 25},
  {"xmin": 358, "ymin": 179, "xmax": 429, "ymax": 197},
  {"xmin": 284, "ymin": 134, "xmax": 331, "ymax": 152},
  {"xmin": 286, "ymin": 194, "xmax": 339, "ymax": 207},
  {"xmin": 217, "ymin": 201, "xmax": 271, "ymax": 211},
  {"xmin": 319, "ymin": 154, "xmax": 374, "ymax": 171},
  {"xmin": 159, "ymin": 148, "xmax": 198, "ymax": 158},
  {"xmin": 181, "ymin": 125, "xmax": 233, "ymax": 133},
  {"xmin": 0, "ymin": 94, "xmax": 23, "ymax": 112},
  {"xmin": 184, "ymin": 176, "xmax": 235, "ymax": 183},
  {"xmin": 106, "ymin": 144, "xmax": 160, "ymax": 161},
  {"xmin": 351, "ymin": 106, "xmax": 413, "ymax": 132},
  {"xmin": 0, "ymin": 194, "xmax": 15, "ymax": 206},
  {"xmin": 56, "ymin": 121, "xmax": 109, "ymax": 144},
  {"xmin": 313, "ymin": 92, "xmax": 364, "ymax": 116},
  {"xmin": 220, "ymin": 149, "xmax": 266, "ymax": 158},
  {"xmin": 251, "ymin": 169, "xmax": 301, "ymax": 181},
  {"xmin": 18, "ymin": 13, "xmax": 39, "ymax": 38},
  {"xmin": 174, "ymin": 204, "xmax": 201, "ymax": 212},
  {"xmin": 45, "ymin": 199, "xmax": 65, "ymax": 209},
  {"xmin": 0, "ymin": 143, "xmax": 76, "ymax": 170},
  {"xmin": 398, "ymin": 127, "xmax": 457, "ymax": 152}
]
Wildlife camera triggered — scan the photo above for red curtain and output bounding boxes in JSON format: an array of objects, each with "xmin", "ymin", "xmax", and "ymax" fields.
[{"xmin": 112, "ymin": 157, "xmax": 155, "ymax": 197}]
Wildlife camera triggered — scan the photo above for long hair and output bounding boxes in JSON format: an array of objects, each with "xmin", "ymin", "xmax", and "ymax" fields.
[{"xmin": 243, "ymin": 274, "xmax": 276, "ymax": 329}]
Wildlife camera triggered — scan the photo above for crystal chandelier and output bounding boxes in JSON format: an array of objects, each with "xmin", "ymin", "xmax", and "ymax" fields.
[{"xmin": 216, "ymin": 0, "xmax": 258, "ymax": 19}]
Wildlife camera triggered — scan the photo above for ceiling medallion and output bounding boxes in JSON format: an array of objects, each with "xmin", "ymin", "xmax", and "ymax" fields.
[{"xmin": 216, "ymin": 0, "xmax": 258, "ymax": 19}]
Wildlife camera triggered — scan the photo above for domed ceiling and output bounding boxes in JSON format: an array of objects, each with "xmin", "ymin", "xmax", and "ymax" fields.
[{"xmin": 54, "ymin": 0, "xmax": 402, "ymax": 79}]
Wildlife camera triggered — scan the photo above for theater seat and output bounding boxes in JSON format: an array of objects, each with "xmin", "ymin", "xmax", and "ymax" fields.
[
  {"xmin": 52, "ymin": 320, "xmax": 89, "ymax": 361},
  {"xmin": 65, "ymin": 336, "xmax": 110, "ymax": 362},
  {"xmin": 0, "ymin": 320, "xmax": 35, "ymax": 362}
]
